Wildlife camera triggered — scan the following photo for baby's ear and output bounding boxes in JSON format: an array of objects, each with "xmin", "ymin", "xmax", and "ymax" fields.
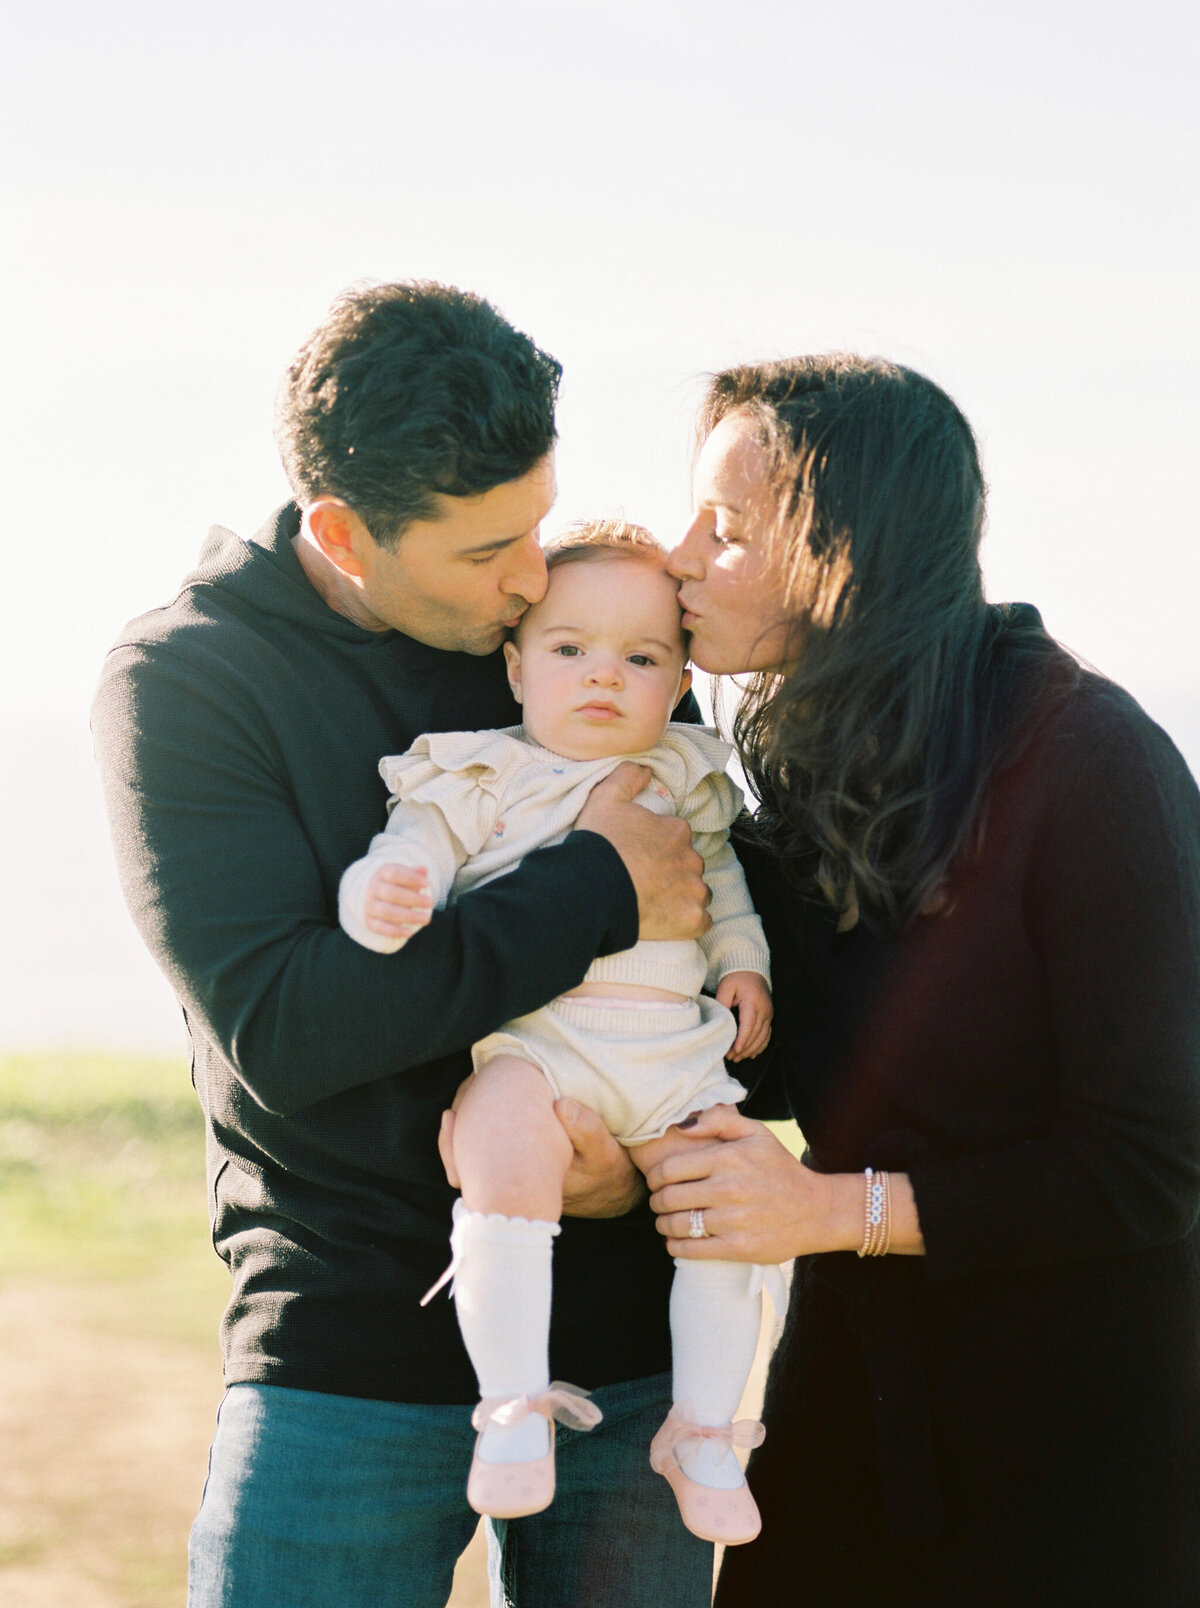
[
  {"xmin": 502, "ymin": 639, "xmax": 523, "ymax": 702},
  {"xmin": 678, "ymin": 665, "xmax": 693, "ymax": 700}
]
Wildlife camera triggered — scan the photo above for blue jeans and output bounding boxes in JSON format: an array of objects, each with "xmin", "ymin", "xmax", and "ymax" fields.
[{"xmin": 188, "ymin": 1374, "xmax": 712, "ymax": 1608}]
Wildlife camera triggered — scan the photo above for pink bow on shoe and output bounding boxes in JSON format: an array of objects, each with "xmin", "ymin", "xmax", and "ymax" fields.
[
  {"xmin": 649, "ymin": 1401, "xmax": 765, "ymax": 1475},
  {"xmin": 472, "ymin": 1381, "xmax": 603, "ymax": 1435}
]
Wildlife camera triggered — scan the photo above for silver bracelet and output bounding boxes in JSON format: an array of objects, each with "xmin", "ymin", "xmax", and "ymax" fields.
[{"xmin": 857, "ymin": 1167, "xmax": 892, "ymax": 1257}]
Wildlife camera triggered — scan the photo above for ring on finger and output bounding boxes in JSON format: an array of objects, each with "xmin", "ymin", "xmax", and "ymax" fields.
[{"xmin": 688, "ymin": 1208, "xmax": 708, "ymax": 1239}]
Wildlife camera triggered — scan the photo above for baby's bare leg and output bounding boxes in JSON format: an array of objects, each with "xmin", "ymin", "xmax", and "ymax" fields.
[{"xmin": 453, "ymin": 1057, "xmax": 574, "ymax": 1220}]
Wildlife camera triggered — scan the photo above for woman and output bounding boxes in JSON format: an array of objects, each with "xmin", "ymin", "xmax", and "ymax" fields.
[{"xmin": 644, "ymin": 357, "xmax": 1200, "ymax": 1605}]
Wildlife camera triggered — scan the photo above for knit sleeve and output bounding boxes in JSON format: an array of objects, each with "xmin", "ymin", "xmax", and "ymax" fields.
[
  {"xmin": 910, "ymin": 695, "xmax": 1200, "ymax": 1278},
  {"xmin": 338, "ymin": 799, "xmax": 472, "ymax": 953},
  {"xmin": 678, "ymin": 774, "xmax": 772, "ymax": 990},
  {"xmin": 694, "ymin": 829, "xmax": 773, "ymax": 990}
]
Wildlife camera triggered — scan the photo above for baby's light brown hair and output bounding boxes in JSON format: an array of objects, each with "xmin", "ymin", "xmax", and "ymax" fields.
[{"xmin": 542, "ymin": 517, "xmax": 671, "ymax": 574}]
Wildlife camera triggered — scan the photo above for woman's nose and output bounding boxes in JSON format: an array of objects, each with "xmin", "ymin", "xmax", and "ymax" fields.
[{"xmin": 666, "ymin": 523, "xmax": 703, "ymax": 580}]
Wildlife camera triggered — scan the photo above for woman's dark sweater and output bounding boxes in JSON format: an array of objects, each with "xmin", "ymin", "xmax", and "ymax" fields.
[{"xmin": 720, "ymin": 654, "xmax": 1200, "ymax": 1606}]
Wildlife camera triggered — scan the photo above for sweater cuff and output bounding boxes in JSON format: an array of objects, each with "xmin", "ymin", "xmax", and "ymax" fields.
[
  {"xmin": 563, "ymin": 829, "xmax": 640, "ymax": 957},
  {"xmin": 908, "ymin": 1138, "xmax": 1115, "ymax": 1281}
]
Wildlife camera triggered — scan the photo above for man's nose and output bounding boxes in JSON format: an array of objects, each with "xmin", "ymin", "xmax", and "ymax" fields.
[{"xmin": 500, "ymin": 531, "xmax": 548, "ymax": 603}]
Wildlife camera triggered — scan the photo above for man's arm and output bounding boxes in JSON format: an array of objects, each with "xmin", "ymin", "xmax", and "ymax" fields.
[
  {"xmin": 95, "ymin": 647, "xmax": 710, "ymax": 1117},
  {"xmin": 94, "ymin": 644, "xmax": 640, "ymax": 1115}
]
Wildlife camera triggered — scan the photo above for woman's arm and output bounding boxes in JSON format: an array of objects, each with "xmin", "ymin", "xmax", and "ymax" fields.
[
  {"xmin": 648, "ymin": 694, "xmax": 1200, "ymax": 1276},
  {"xmin": 907, "ymin": 704, "xmax": 1200, "ymax": 1277},
  {"xmin": 639, "ymin": 1106, "xmax": 924, "ymax": 1261}
]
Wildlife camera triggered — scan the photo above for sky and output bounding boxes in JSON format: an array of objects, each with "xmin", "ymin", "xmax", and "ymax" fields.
[{"xmin": 2, "ymin": 0, "xmax": 1197, "ymax": 1050}]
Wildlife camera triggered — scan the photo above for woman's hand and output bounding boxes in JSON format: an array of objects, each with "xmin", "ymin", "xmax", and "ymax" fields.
[
  {"xmin": 641, "ymin": 1105, "xmax": 862, "ymax": 1263},
  {"xmin": 643, "ymin": 1105, "xmax": 925, "ymax": 1260},
  {"xmin": 438, "ymin": 1086, "xmax": 644, "ymax": 1218}
]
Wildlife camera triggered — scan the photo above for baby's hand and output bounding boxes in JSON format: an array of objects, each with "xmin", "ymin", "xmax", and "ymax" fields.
[
  {"xmin": 363, "ymin": 864, "xmax": 434, "ymax": 945},
  {"xmin": 716, "ymin": 971, "xmax": 773, "ymax": 1062}
]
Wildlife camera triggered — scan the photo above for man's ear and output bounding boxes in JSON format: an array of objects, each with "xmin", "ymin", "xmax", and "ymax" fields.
[
  {"xmin": 305, "ymin": 499, "xmax": 373, "ymax": 579},
  {"xmin": 502, "ymin": 639, "xmax": 523, "ymax": 703}
]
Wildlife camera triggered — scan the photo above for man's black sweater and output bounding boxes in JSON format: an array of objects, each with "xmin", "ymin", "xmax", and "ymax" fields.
[{"xmin": 93, "ymin": 504, "xmax": 680, "ymax": 1403}]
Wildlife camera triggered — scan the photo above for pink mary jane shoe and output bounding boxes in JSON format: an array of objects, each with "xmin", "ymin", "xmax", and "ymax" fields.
[
  {"xmin": 466, "ymin": 1382, "xmax": 602, "ymax": 1521},
  {"xmin": 649, "ymin": 1403, "xmax": 766, "ymax": 1546},
  {"xmin": 468, "ymin": 1443, "xmax": 556, "ymax": 1520}
]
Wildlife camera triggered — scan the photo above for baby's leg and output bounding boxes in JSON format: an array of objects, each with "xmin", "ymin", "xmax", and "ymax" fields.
[
  {"xmin": 629, "ymin": 1139, "xmax": 763, "ymax": 1494},
  {"xmin": 452, "ymin": 1055, "xmax": 573, "ymax": 1220},
  {"xmin": 667, "ymin": 1259, "xmax": 764, "ymax": 1488},
  {"xmin": 448, "ymin": 1058, "xmax": 574, "ymax": 1475}
]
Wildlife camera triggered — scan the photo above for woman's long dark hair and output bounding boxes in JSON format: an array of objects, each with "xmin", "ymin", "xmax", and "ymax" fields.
[{"xmin": 707, "ymin": 356, "xmax": 1068, "ymax": 934}]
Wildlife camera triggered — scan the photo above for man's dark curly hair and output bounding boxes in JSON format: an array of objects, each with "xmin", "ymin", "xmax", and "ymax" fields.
[{"xmin": 275, "ymin": 281, "xmax": 562, "ymax": 550}]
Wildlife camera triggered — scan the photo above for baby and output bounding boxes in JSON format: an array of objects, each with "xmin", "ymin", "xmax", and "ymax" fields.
[{"xmin": 339, "ymin": 520, "xmax": 776, "ymax": 1546}]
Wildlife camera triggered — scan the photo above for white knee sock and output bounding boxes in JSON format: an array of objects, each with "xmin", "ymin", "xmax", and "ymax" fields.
[
  {"xmin": 451, "ymin": 1205, "xmax": 560, "ymax": 1465},
  {"xmin": 669, "ymin": 1259, "xmax": 765, "ymax": 1490}
]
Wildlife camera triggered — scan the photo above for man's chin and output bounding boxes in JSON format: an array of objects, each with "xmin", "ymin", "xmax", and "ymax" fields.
[
  {"xmin": 458, "ymin": 621, "xmax": 513, "ymax": 656},
  {"xmin": 413, "ymin": 614, "xmax": 520, "ymax": 655}
]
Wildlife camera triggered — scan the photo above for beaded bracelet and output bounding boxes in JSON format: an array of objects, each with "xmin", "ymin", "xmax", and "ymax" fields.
[{"xmin": 857, "ymin": 1167, "xmax": 892, "ymax": 1257}]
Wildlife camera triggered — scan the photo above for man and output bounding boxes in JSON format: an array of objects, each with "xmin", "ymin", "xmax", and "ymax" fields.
[{"xmin": 93, "ymin": 282, "xmax": 715, "ymax": 1607}]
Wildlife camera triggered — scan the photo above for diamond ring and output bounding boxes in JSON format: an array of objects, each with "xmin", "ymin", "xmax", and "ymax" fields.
[{"xmin": 688, "ymin": 1208, "xmax": 708, "ymax": 1239}]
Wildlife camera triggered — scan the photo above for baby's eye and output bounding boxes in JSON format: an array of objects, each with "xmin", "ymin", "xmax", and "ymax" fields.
[
  {"xmin": 553, "ymin": 644, "xmax": 582, "ymax": 656},
  {"xmin": 628, "ymin": 653, "xmax": 656, "ymax": 667}
]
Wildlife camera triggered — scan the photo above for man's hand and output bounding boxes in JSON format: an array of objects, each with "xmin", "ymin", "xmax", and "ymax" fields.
[
  {"xmin": 437, "ymin": 1087, "xmax": 644, "ymax": 1218},
  {"xmin": 555, "ymin": 1098, "xmax": 645, "ymax": 1217},
  {"xmin": 715, "ymin": 971, "xmax": 773, "ymax": 1061},
  {"xmin": 575, "ymin": 763, "xmax": 711, "ymax": 941}
]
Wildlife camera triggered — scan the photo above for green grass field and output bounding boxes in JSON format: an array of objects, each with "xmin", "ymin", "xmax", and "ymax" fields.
[
  {"xmin": 0, "ymin": 1051, "xmax": 226, "ymax": 1345},
  {"xmin": 0, "ymin": 1051, "xmax": 229, "ymax": 1606}
]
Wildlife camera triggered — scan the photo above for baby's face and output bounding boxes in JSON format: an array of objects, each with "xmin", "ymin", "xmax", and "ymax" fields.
[{"xmin": 503, "ymin": 557, "xmax": 691, "ymax": 761}]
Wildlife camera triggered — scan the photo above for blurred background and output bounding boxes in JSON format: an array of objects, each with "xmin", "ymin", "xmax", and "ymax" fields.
[{"xmin": 2, "ymin": 1, "xmax": 1197, "ymax": 1602}]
